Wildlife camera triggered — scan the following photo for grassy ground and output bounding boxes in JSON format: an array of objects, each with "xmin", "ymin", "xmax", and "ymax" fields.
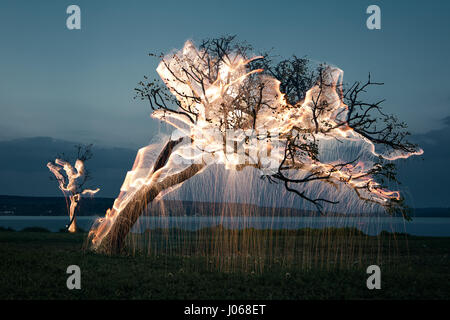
[{"xmin": 0, "ymin": 230, "xmax": 448, "ymax": 300}]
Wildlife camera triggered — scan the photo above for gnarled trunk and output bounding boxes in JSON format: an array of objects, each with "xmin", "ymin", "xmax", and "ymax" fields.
[{"xmin": 93, "ymin": 138, "xmax": 205, "ymax": 254}]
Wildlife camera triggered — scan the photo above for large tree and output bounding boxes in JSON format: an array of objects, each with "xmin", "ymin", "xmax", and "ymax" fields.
[{"xmin": 88, "ymin": 36, "xmax": 422, "ymax": 254}]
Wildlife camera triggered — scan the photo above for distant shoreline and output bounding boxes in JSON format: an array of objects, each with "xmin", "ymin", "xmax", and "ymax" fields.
[
  {"xmin": 2, "ymin": 215, "xmax": 450, "ymax": 237},
  {"xmin": 1, "ymin": 195, "xmax": 450, "ymax": 218}
]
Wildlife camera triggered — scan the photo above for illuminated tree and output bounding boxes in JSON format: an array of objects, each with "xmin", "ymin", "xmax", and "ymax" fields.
[
  {"xmin": 89, "ymin": 36, "xmax": 422, "ymax": 253},
  {"xmin": 48, "ymin": 144, "xmax": 99, "ymax": 232}
]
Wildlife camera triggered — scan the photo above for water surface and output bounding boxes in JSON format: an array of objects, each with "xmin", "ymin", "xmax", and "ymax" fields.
[{"xmin": 0, "ymin": 216, "xmax": 449, "ymax": 236}]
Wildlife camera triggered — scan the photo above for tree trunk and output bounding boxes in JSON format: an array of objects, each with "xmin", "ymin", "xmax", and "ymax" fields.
[
  {"xmin": 68, "ymin": 196, "xmax": 77, "ymax": 233},
  {"xmin": 93, "ymin": 137, "xmax": 204, "ymax": 254}
]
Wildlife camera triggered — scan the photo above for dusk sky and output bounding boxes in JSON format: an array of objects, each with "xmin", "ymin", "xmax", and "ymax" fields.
[
  {"xmin": 0, "ymin": 1, "xmax": 449, "ymax": 207},
  {"xmin": 1, "ymin": 0, "xmax": 449, "ymax": 148}
]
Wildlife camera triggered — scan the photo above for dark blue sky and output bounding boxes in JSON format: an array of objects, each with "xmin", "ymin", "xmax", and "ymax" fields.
[{"xmin": 1, "ymin": 0, "xmax": 449, "ymax": 148}]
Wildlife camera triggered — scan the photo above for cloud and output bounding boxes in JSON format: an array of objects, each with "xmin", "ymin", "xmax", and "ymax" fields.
[
  {"xmin": 442, "ymin": 116, "xmax": 450, "ymax": 127},
  {"xmin": 0, "ymin": 137, "xmax": 136, "ymax": 197},
  {"xmin": 411, "ymin": 116, "xmax": 450, "ymax": 159},
  {"xmin": 395, "ymin": 116, "xmax": 450, "ymax": 207}
]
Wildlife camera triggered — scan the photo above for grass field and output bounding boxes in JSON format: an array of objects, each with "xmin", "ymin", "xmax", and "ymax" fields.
[{"xmin": 0, "ymin": 229, "xmax": 448, "ymax": 300}]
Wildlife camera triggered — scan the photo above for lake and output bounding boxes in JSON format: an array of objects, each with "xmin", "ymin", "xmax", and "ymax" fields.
[{"xmin": 0, "ymin": 216, "xmax": 449, "ymax": 236}]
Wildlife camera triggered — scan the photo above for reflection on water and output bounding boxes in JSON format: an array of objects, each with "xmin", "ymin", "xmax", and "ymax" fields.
[{"xmin": 0, "ymin": 216, "xmax": 449, "ymax": 236}]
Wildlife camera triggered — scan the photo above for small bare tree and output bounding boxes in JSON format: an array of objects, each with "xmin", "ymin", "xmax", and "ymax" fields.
[{"xmin": 48, "ymin": 144, "xmax": 99, "ymax": 232}]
